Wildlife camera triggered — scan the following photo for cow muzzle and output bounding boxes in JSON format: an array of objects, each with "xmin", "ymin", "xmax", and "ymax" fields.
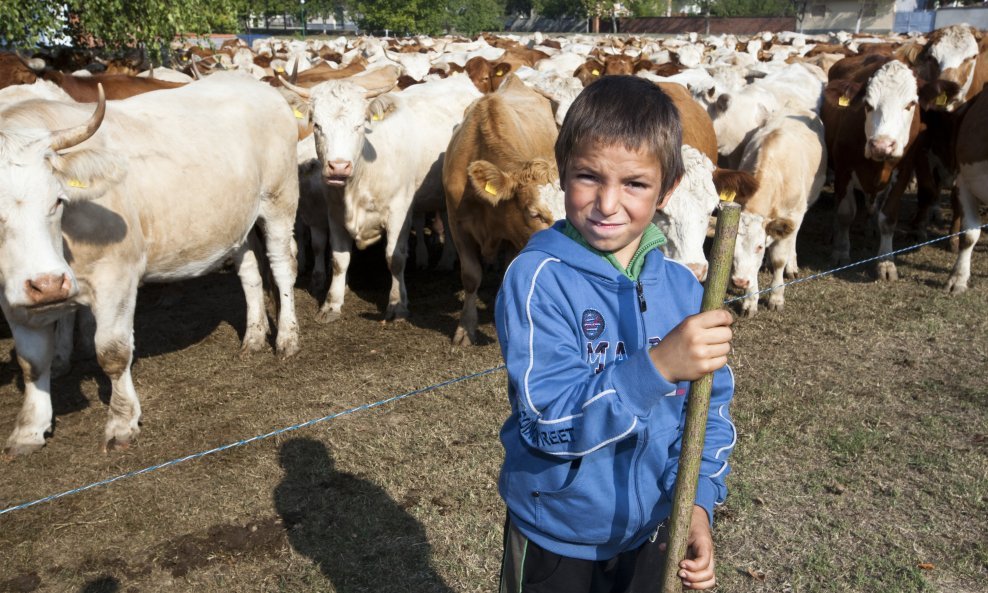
[
  {"xmin": 866, "ymin": 137, "xmax": 899, "ymax": 161},
  {"xmin": 323, "ymin": 160, "xmax": 353, "ymax": 186},
  {"xmin": 24, "ymin": 273, "xmax": 75, "ymax": 307}
]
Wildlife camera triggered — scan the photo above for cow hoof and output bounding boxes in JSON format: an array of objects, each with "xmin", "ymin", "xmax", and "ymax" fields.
[
  {"xmin": 103, "ymin": 437, "xmax": 132, "ymax": 453},
  {"xmin": 315, "ymin": 308, "xmax": 341, "ymax": 324},
  {"xmin": 240, "ymin": 335, "xmax": 268, "ymax": 356},
  {"xmin": 3, "ymin": 441, "xmax": 45, "ymax": 459},
  {"xmin": 277, "ymin": 335, "xmax": 301, "ymax": 359},
  {"xmin": 767, "ymin": 299, "xmax": 785, "ymax": 312},
  {"xmin": 946, "ymin": 277, "xmax": 968, "ymax": 295},
  {"xmin": 876, "ymin": 261, "xmax": 898, "ymax": 281},
  {"xmin": 385, "ymin": 306, "xmax": 410, "ymax": 322},
  {"xmin": 452, "ymin": 327, "xmax": 475, "ymax": 347}
]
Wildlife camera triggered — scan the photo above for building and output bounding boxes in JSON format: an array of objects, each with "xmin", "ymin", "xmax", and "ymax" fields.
[{"xmin": 800, "ymin": 1, "xmax": 896, "ymax": 33}]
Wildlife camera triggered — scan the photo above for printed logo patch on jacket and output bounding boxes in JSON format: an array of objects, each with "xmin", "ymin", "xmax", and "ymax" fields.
[{"xmin": 581, "ymin": 309, "xmax": 605, "ymax": 340}]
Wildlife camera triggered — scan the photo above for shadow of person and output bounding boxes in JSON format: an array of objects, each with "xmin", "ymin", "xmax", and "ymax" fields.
[{"xmin": 274, "ymin": 438, "xmax": 456, "ymax": 593}]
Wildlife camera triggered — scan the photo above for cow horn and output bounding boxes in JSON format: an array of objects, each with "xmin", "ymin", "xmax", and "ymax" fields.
[
  {"xmin": 190, "ymin": 58, "xmax": 202, "ymax": 80},
  {"xmin": 50, "ymin": 84, "xmax": 106, "ymax": 152},
  {"xmin": 289, "ymin": 58, "xmax": 299, "ymax": 84},
  {"xmin": 278, "ymin": 75, "xmax": 311, "ymax": 99}
]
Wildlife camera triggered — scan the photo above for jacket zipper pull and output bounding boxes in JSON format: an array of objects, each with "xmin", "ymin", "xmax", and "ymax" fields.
[{"xmin": 636, "ymin": 281, "xmax": 647, "ymax": 312}]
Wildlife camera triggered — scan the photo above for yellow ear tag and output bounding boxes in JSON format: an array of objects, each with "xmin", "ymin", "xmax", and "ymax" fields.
[
  {"xmin": 592, "ymin": 69, "xmax": 600, "ymax": 76},
  {"xmin": 936, "ymin": 92, "xmax": 948, "ymax": 107},
  {"xmin": 838, "ymin": 95, "xmax": 850, "ymax": 107},
  {"xmin": 719, "ymin": 190, "xmax": 736, "ymax": 202},
  {"xmin": 293, "ymin": 108, "xmax": 304, "ymax": 119},
  {"xmin": 276, "ymin": 67, "xmax": 285, "ymax": 73},
  {"xmin": 371, "ymin": 114, "xmax": 380, "ymax": 121},
  {"xmin": 484, "ymin": 181, "xmax": 497, "ymax": 195},
  {"xmin": 67, "ymin": 179, "xmax": 88, "ymax": 189},
  {"xmin": 496, "ymin": 70, "xmax": 504, "ymax": 76}
]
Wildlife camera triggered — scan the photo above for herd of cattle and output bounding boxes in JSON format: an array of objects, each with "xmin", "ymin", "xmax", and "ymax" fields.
[{"xmin": 0, "ymin": 25, "xmax": 986, "ymax": 456}]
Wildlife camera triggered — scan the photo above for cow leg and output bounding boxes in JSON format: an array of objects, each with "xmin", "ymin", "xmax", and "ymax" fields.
[
  {"xmin": 233, "ymin": 241, "xmax": 270, "ymax": 355},
  {"xmin": 308, "ymin": 225, "xmax": 329, "ymax": 294},
  {"xmin": 784, "ymin": 241, "xmax": 799, "ymax": 279},
  {"xmin": 767, "ymin": 234, "xmax": 796, "ymax": 312},
  {"xmin": 946, "ymin": 179, "xmax": 984, "ymax": 294},
  {"xmin": 435, "ymin": 209, "xmax": 458, "ymax": 272},
  {"xmin": 3, "ymin": 322, "xmax": 56, "ymax": 456},
  {"xmin": 413, "ymin": 211, "xmax": 429, "ymax": 270},
  {"xmin": 876, "ymin": 170, "xmax": 910, "ymax": 281},
  {"xmin": 259, "ymin": 219, "xmax": 300, "ymax": 359},
  {"xmin": 831, "ymin": 176, "xmax": 856, "ymax": 265},
  {"xmin": 52, "ymin": 310, "xmax": 75, "ymax": 378},
  {"xmin": 737, "ymin": 272, "xmax": 760, "ymax": 318},
  {"xmin": 90, "ymin": 283, "xmax": 141, "ymax": 452},
  {"xmin": 453, "ymin": 235, "xmax": 483, "ymax": 347},
  {"xmin": 317, "ymin": 212, "xmax": 352, "ymax": 324},
  {"xmin": 384, "ymin": 211, "xmax": 412, "ymax": 322}
]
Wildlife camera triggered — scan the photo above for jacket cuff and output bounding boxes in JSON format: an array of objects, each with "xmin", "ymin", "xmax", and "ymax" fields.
[
  {"xmin": 611, "ymin": 350, "xmax": 681, "ymax": 417},
  {"xmin": 695, "ymin": 478, "xmax": 718, "ymax": 526}
]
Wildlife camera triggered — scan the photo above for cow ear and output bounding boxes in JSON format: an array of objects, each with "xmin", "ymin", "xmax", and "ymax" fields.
[
  {"xmin": 493, "ymin": 62, "xmax": 512, "ymax": 79},
  {"xmin": 48, "ymin": 149, "xmax": 125, "ymax": 201},
  {"xmin": 765, "ymin": 217, "xmax": 796, "ymax": 239},
  {"xmin": 714, "ymin": 93, "xmax": 731, "ymax": 114},
  {"xmin": 367, "ymin": 94, "xmax": 398, "ymax": 122},
  {"xmin": 467, "ymin": 160, "xmax": 512, "ymax": 205},
  {"xmin": 712, "ymin": 168, "xmax": 759, "ymax": 203},
  {"xmin": 276, "ymin": 87, "xmax": 313, "ymax": 140}
]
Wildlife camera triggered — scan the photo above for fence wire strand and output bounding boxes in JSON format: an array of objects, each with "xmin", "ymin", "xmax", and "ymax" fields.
[{"xmin": 1, "ymin": 223, "xmax": 985, "ymax": 518}]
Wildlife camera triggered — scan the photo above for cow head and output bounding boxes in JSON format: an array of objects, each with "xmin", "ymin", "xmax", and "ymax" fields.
[
  {"xmin": 731, "ymin": 212, "xmax": 796, "ymax": 293},
  {"xmin": 0, "ymin": 88, "xmax": 123, "ymax": 314},
  {"xmin": 916, "ymin": 25, "xmax": 981, "ymax": 111},
  {"xmin": 466, "ymin": 158, "xmax": 561, "ymax": 252},
  {"xmin": 652, "ymin": 145, "xmax": 716, "ymax": 281},
  {"xmin": 281, "ymin": 74, "xmax": 394, "ymax": 187},
  {"xmin": 863, "ymin": 61, "xmax": 918, "ymax": 161}
]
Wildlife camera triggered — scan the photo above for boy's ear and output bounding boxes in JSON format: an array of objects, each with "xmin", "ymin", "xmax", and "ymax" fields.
[
  {"xmin": 467, "ymin": 160, "xmax": 513, "ymax": 205},
  {"xmin": 655, "ymin": 176, "xmax": 682, "ymax": 211}
]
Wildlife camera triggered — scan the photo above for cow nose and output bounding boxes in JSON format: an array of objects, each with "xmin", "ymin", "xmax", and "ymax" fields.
[
  {"xmin": 868, "ymin": 138, "xmax": 897, "ymax": 157},
  {"xmin": 25, "ymin": 273, "xmax": 73, "ymax": 305},
  {"xmin": 326, "ymin": 160, "xmax": 352, "ymax": 177},
  {"xmin": 687, "ymin": 263, "xmax": 708, "ymax": 282},
  {"xmin": 731, "ymin": 276, "xmax": 749, "ymax": 290}
]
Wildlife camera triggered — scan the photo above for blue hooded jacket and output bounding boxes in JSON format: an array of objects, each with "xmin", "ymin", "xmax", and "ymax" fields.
[{"xmin": 495, "ymin": 221, "xmax": 736, "ymax": 561}]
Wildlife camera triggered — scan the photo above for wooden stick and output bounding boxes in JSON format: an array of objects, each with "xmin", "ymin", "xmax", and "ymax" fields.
[{"xmin": 660, "ymin": 200, "xmax": 741, "ymax": 592}]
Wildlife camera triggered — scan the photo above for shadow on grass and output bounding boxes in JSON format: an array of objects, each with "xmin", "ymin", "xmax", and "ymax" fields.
[{"xmin": 274, "ymin": 437, "xmax": 456, "ymax": 593}]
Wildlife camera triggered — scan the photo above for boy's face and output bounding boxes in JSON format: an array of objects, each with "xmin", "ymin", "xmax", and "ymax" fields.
[{"xmin": 563, "ymin": 141, "xmax": 669, "ymax": 268}]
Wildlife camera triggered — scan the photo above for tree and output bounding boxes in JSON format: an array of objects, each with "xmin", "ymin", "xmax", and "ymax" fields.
[
  {"xmin": 1, "ymin": 0, "xmax": 69, "ymax": 47},
  {"xmin": 346, "ymin": 0, "xmax": 504, "ymax": 36},
  {"xmin": 709, "ymin": 0, "xmax": 795, "ymax": 17}
]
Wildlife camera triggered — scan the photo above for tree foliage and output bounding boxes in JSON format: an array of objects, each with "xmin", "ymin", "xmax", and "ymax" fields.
[{"xmin": 346, "ymin": 0, "xmax": 505, "ymax": 36}]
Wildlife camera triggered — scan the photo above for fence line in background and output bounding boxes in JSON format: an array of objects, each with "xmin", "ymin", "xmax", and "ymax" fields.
[{"xmin": 1, "ymin": 224, "xmax": 985, "ymax": 518}]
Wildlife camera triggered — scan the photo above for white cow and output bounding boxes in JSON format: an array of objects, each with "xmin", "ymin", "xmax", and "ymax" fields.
[
  {"xmin": 730, "ymin": 109, "xmax": 827, "ymax": 316},
  {"xmin": 652, "ymin": 145, "xmax": 722, "ymax": 281},
  {"xmin": 0, "ymin": 72, "xmax": 301, "ymax": 456},
  {"xmin": 284, "ymin": 73, "xmax": 482, "ymax": 322}
]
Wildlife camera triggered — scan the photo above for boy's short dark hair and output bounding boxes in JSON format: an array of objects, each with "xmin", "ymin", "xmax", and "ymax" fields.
[{"xmin": 555, "ymin": 75, "xmax": 685, "ymax": 199}]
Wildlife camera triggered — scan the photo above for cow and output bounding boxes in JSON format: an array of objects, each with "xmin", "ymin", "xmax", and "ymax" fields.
[
  {"xmin": 40, "ymin": 71, "xmax": 186, "ymax": 101},
  {"xmin": 913, "ymin": 25, "xmax": 987, "ymax": 113},
  {"xmin": 0, "ymin": 52, "xmax": 38, "ymax": 90},
  {"xmin": 730, "ymin": 109, "xmax": 827, "ymax": 316},
  {"xmin": 0, "ymin": 72, "xmax": 301, "ymax": 456},
  {"xmin": 443, "ymin": 74, "xmax": 564, "ymax": 346},
  {"xmin": 282, "ymin": 73, "xmax": 481, "ymax": 323},
  {"xmin": 947, "ymin": 88, "xmax": 988, "ymax": 294},
  {"xmin": 821, "ymin": 57, "xmax": 924, "ymax": 279}
]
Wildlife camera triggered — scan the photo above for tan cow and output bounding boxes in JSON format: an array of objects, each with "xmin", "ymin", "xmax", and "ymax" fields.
[
  {"xmin": 443, "ymin": 75, "xmax": 563, "ymax": 346},
  {"xmin": 0, "ymin": 72, "xmax": 301, "ymax": 456}
]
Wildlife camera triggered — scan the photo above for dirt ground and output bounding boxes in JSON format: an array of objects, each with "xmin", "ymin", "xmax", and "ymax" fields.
[{"xmin": 0, "ymin": 192, "xmax": 986, "ymax": 592}]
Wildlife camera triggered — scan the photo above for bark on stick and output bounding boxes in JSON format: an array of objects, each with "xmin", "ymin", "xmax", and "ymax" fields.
[{"xmin": 660, "ymin": 200, "xmax": 741, "ymax": 592}]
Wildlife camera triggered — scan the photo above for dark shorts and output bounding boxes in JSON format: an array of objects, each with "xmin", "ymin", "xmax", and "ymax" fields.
[{"xmin": 498, "ymin": 516, "xmax": 669, "ymax": 593}]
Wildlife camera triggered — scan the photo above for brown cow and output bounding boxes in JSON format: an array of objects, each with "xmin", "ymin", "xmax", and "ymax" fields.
[
  {"xmin": 41, "ymin": 71, "xmax": 185, "ymax": 101},
  {"xmin": 822, "ymin": 56, "xmax": 925, "ymax": 279},
  {"xmin": 947, "ymin": 87, "xmax": 988, "ymax": 293},
  {"xmin": 443, "ymin": 75, "xmax": 562, "ymax": 346},
  {"xmin": 0, "ymin": 52, "xmax": 39, "ymax": 90}
]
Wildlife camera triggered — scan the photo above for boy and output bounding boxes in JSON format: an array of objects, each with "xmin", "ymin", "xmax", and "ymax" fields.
[{"xmin": 495, "ymin": 75, "xmax": 736, "ymax": 592}]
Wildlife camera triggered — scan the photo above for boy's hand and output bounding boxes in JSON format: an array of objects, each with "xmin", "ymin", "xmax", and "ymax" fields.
[
  {"xmin": 679, "ymin": 505, "xmax": 716, "ymax": 589},
  {"xmin": 649, "ymin": 310, "xmax": 734, "ymax": 383}
]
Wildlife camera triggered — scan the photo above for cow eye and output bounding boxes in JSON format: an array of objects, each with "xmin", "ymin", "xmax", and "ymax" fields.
[
  {"xmin": 906, "ymin": 100, "xmax": 917, "ymax": 110},
  {"xmin": 50, "ymin": 194, "xmax": 67, "ymax": 215},
  {"xmin": 864, "ymin": 103, "xmax": 874, "ymax": 112}
]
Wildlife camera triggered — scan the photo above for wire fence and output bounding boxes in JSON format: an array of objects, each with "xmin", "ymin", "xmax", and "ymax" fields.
[{"xmin": 1, "ymin": 222, "xmax": 985, "ymax": 518}]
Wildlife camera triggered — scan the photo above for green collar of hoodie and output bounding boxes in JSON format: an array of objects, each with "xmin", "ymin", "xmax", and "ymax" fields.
[{"xmin": 562, "ymin": 220, "xmax": 667, "ymax": 281}]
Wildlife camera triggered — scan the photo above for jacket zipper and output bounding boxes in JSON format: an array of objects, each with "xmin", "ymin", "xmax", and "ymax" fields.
[
  {"xmin": 633, "ymin": 429, "xmax": 648, "ymax": 537},
  {"xmin": 636, "ymin": 280, "xmax": 647, "ymax": 312}
]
